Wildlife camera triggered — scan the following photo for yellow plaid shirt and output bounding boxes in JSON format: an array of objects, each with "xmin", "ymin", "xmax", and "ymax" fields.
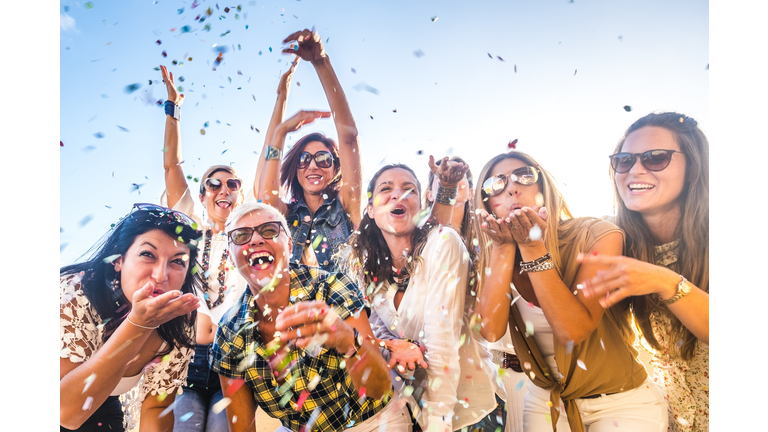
[{"xmin": 210, "ymin": 264, "xmax": 387, "ymax": 432}]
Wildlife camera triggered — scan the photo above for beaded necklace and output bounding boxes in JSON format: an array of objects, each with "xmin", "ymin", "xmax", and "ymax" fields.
[{"xmin": 202, "ymin": 229, "xmax": 229, "ymax": 309}]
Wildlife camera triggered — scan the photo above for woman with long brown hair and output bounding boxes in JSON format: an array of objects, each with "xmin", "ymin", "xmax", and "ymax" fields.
[
  {"xmin": 472, "ymin": 150, "xmax": 667, "ymax": 431},
  {"xmin": 579, "ymin": 112, "xmax": 709, "ymax": 431}
]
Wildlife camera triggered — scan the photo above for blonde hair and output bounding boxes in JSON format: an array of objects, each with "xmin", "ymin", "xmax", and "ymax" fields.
[
  {"xmin": 224, "ymin": 202, "xmax": 289, "ymax": 236},
  {"xmin": 612, "ymin": 112, "xmax": 709, "ymax": 361},
  {"xmin": 472, "ymin": 151, "xmax": 574, "ymax": 283}
]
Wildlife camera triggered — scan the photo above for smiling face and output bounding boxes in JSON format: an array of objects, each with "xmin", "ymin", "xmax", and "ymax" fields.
[
  {"xmin": 367, "ymin": 168, "xmax": 421, "ymax": 238},
  {"xmin": 297, "ymin": 141, "xmax": 337, "ymax": 197},
  {"xmin": 199, "ymin": 169, "xmax": 240, "ymax": 229},
  {"xmin": 485, "ymin": 157, "xmax": 541, "ymax": 219},
  {"xmin": 228, "ymin": 211, "xmax": 292, "ymax": 289},
  {"xmin": 616, "ymin": 126, "xmax": 687, "ymax": 218},
  {"xmin": 113, "ymin": 229, "xmax": 191, "ymax": 303}
]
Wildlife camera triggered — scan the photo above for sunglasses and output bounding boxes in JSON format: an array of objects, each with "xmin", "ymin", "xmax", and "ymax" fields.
[
  {"xmin": 228, "ymin": 222, "xmax": 285, "ymax": 245},
  {"xmin": 609, "ymin": 149, "xmax": 683, "ymax": 173},
  {"xmin": 203, "ymin": 177, "xmax": 243, "ymax": 192},
  {"xmin": 297, "ymin": 151, "xmax": 334, "ymax": 169},
  {"xmin": 132, "ymin": 203, "xmax": 198, "ymax": 228},
  {"xmin": 482, "ymin": 166, "xmax": 540, "ymax": 197}
]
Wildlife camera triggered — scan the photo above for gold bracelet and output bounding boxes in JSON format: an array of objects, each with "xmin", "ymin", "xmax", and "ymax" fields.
[{"xmin": 662, "ymin": 275, "xmax": 693, "ymax": 305}]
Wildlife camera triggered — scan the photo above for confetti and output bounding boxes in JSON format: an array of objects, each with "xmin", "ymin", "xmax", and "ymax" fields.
[
  {"xmin": 497, "ymin": 56, "xmax": 504, "ymax": 62},
  {"xmin": 117, "ymin": 125, "xmax": 130, "ymax": 132},
  {"xmin": 93, "ymin": 132, "xmax": 104, "ymax": 139},
  {"xmin": 124, "ymin": 83, "xmax": 142, "ymax": 94},
  {"xmin": 514, "ymin": 64, "xmax": 517, "ymax": 73},
  {"xmin": 529, "ymin": 225, "xmax": 542, "ymax": 241},
  {"xmin": 83, "ymin": 396, "xmax": 93, "ymax": 410},
  {"xmin": 79, "ymin": 215, "xmax": 94, "ymax": 227},
  {"xmin": 574, "ymin": 69, "xmax": 578, "ymax": 76},
  {"xmin": 623, "ymin": 105, "xmax": 632, "ymax": 112},
  {"xmin": 413, "ymin": 49, "xmax": 425, "ymax": 58},
  {"xmin": 60, "ymin": 141, "xmax": 64, "ymax": 147},
  {"xmin": 431, "ymin": 16, "xmax": 438, "ymax": 22},
  {"xmin": 180, "ymin": 25, "xmax": 192, "ymax": 33},
  {"xmin": 576, "ymin": 359, "xmax": 587, "ymax": 370},
  {"xmin": 508, "ymin": 139, "xmax": 518, "ymax": 149},
  {"xmin": 84, "ymin": 2, "xmax": 94, "ymax": 10},
  {"xmin": 162, "ymin": 50, "xmax": 167, "ymax": 57},
  {"xmin": 487, "ymin": 53, "xmax": 493, "ymax": 59},
  {"xmin": 212, "ymin": 397, "xmax": 231, "ymax": 414}
]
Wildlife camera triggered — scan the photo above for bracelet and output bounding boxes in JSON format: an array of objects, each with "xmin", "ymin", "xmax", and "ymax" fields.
[
  {"xmin": 435, "ymin": 184, "xmax": 458, "ymax": 205},
  {"xmin": 662, "ymin": 275, "xmax": 693, "ymax": 305},
  {"xmin": 164, "ymin": 100, "xmax": 180, "ymax": 120},
  {"xmin": 520, "ymin": 253, "xmax": 551, "ymax": 269},
  {"xmin": 264, "ymin": 145, "xmax": 282, "ymax": 161},
  {"xmin": 403, "ymin": 338, "xmax": 421, "ymax": 349},
  {"xmin": 126, "ymin": 316, "xmax": 158, "ymax": 330},
  {"xmin": 520, "ymin": 260, "xmax": 555, "ymax": 273}
]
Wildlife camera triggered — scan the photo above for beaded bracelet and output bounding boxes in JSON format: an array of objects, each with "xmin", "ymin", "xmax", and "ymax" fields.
[
  {"xmin": 435, "ymin": 185, "xmax": 458, "ymax": 205},
  {"xmin": 520, "ymin": 252, "xmax": 551, "ymax": 268},
  {"xmin": 265, "ymin": 145, "xmax": 282, "ymax": 161},
  {"xmin": 520, "ymin": 260, "xmax": 555, "ymax": 273}
]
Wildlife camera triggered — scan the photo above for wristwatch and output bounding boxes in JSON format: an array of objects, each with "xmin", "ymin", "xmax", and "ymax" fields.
[
  {"xmin": 662, "ymin": 275, "xmax": 692, "ymax": 305},
  {"xmin": 164, "ymin": 100, "xmax": 181, "ymax": 120}
]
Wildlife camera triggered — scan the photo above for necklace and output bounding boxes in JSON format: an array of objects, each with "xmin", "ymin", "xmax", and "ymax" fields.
[
  {"xmin": 393, "ymin": 267, "xmax": 410, "ymax": 293},
  {"xmin": 202, "ymin": 229, "xmax": 229, "ymax": 309}
]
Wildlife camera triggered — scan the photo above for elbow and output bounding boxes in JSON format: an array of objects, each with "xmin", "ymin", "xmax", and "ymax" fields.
[
  {"xmin": 339, "ymin": 126, "xmax": 359, "ymax": 145},
  {"xmin": 478, "ymin": 321, "xmax": 504, "ymax": 343},
  {"xmin": 554, "ymin": 328, "xmax": 592, "ymax": 347}
]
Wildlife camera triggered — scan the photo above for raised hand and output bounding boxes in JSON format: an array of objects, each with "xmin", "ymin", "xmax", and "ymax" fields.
[
  {"xmin": 429, "ymin": 155, "xmax": 468, "ymax": 188},
  {"xmin": 277, "ymin": 110, "xmax": 332, "ymax": 134},
  {"xmin": 277, "ymin": 57, "xmax": 300, "ymax": 97},
  {"xmin": 577, "ymin": 253, "xmax": 681, "ymax": 308},
  {"xmin": 274, "ymin": 301, "xmax": 354, "ymax": 353},
  {"xmin": 160, "ymin": 65, "xmax": 184, "ymax": 105},
  {"xmin": 282, "ymin": 29, "xmax": 326, "ymax": 63},
  {"xmin": 126, "ymin": 281, "xmax": 200, "ymax": 329}
]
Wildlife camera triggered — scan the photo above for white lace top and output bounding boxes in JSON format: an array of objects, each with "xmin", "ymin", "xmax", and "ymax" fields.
[{"xmin": 59, "ymin": 273, "xmax": 194, "ymax": 430}]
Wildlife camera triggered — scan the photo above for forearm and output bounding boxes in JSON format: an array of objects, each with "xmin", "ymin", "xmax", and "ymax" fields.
[
  {"xmin": 138, "ymin": 405, "xmax": 174, "ymax": 432},
  {"xmin": 657, "ymin": 272, "xmax": 709, "ymax": 344},
  {"xmin": 221, "ymin": 375, "xmax": 257, "ymax": 432},
  {"xmin": 519, "ymin": 243, "xmax": 600, "ymax": 345},
  {"xmin": 254, "ymin": 93, "xmax": 290, "ymax": 197},
  {"xmin": 476, "ymin": 244, "xmax": 516, "ymax": 342},
  {"xmin": 257, "ymin": 128, "xmax": 287, "ymax": 208},
  {"xmin": 163, "ymin": 114, "xmax": 187, "ymax": 209},
  {"xmin": 60, "ymin": 324, "xmax": 153, "ymax": 428},
  {"xmin": 312, "ymin": 56, "xmax": 358, "ymax": 141}
]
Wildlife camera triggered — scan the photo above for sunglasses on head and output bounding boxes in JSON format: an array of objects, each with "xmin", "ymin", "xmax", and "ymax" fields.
[
  {"xmin": 297, "ymin": 151, "xmax": 334, "ymax": 169},
  {"xmin": 482, "ymin": 166, "xmax": 540, "ymax": 197},
  {"xmin": 131, "ymin": 203, "xmax": 198, "ymax": 228},
  {"xmin": 609, "ymin": 149, "xmax": 682, "ymax": 174},
  {"xmin": 228, "ymin": 222, "xmax": 285, "ymax": 245},
  {"xmin": 203, "ymin": 177, "xmax": 243, "ymax": 192}
]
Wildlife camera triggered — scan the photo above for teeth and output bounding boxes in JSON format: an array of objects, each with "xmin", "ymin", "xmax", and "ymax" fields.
[
  {"xmin": 629, "ymin": 184, "xmax": 654, "ymax": 190},
  {"xmin": 248, "ymin": 252, "xmax": 274, "ymax": 267}
]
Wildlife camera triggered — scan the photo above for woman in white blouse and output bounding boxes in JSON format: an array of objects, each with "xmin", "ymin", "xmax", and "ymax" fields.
[
  {"xmin": 60, "ymin": 205, "xmax": 202, "ymax": 431},
  {"xmin": 343, "ymin": 163, "xmax": 500, "ymax": 432}
]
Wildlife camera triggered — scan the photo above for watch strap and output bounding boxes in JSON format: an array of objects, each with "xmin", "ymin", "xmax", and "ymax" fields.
[{"xmin": 164, "ymin": 100, "xmax": 181, "ymax": 120}]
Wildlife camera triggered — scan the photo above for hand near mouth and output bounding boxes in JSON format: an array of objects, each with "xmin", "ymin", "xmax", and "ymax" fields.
[
  {"xmin": 507, "ymin": 206, "xmax": 548, "ymax": 248},
  {"xmin": 126, "ymin": 281, "xmax": 200, "ymax": 330},
  {"xmin": 476, "ymin": 209, "xmax": 516, "ymax": 248}
]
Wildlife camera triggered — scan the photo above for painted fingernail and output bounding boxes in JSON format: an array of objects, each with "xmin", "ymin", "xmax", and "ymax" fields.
[{"xmin": 515, "ymin": 210, "xmax": 522, "ymax": 216}]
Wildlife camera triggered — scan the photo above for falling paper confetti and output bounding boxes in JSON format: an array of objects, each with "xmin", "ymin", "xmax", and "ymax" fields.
[
  {"xmin": 413, "ymin": 49, "xmax": 425, "ymax": 58},
  {"xmin": 529, "ymin": 225, "xmax": 542, "ymax": 241},
  {"xmin": 508, "ymin": 139, "xmax": 518, "ymax": 149},
  {"xmin": 93, "ymin": 132, "xmax": 104, "ymax": 139},
  {"xmin": 124, "ymin": 83, "xmax": 142, "ymax": 94},
  {"xmin": 431, "ymin": 16, "xmax": 438, "ymax": 22},
  {"xmin": 576, "ymin": 359, "xmax": 587, "ymax": 370},
  {"xmin": 623, "ymin": 105, "xmax": 632, "ymax": 112}
]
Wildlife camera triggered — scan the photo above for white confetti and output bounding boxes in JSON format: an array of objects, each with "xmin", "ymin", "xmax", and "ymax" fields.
[
  {"xmin": 212, "ymin": 397, "xmax": 231, "ymax": 414},
  {"xmin": 529, "ymin": 225, "xmax": 542, "ymax": 241},
  {"xmin": 576, "ymin": 359, "xmax": 587, "ymax": 370}
]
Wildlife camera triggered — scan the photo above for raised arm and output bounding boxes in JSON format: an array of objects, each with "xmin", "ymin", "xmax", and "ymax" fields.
[
  {"xmin": 60, "ymin": 282, "xmax": 199, "ymax": 430},
  {"xmin": 283, "ymin": 29, "xmax": 363, "ymax": 226},
  {"xmin": 257, "ymin": 109, "xmax": 331, "ymax": 213},
  {"xmin": 253, "ymin": 59, "xmax": 299, "ymax": 199},
  {"xmin": 426, "ymin": 156, "xmax": 469, "ymax": 227},
  {"xmin": 578, "ymin": 254, "xmax": 709, "ymax": 344},
  {"xmin": 160, "ymin": 65, "xmax": 188, "ymax": 210}
]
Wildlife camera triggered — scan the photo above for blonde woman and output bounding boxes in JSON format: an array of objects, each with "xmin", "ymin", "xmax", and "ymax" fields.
[{"xmin": 472, "ymin": 151, "xmax": 667, "ymax": 432}]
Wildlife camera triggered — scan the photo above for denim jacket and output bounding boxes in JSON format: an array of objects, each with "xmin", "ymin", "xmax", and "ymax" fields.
[{"xmin": 286, "ymin": 194, "xmax": 353, "ymax": 272}]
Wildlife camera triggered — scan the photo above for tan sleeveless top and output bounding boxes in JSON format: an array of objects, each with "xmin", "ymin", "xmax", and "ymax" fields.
[{"xmin": 507, "ymin": 217, "xmax": 647, "ymax": 432}]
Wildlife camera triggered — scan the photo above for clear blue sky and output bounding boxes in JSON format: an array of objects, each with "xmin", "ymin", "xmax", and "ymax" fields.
[{"xmin": 58, "ymin": 0, "xmax": 709, "ymax": 265}]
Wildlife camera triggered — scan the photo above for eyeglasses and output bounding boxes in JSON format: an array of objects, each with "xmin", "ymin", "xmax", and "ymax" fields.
[
  {"xmin": 608, "ymin": 149, "xmax": 683, "ymax": 173},
  {"xmin": 132, "ymin": 203, "xmax": 198, "ymax": 229},
  {"xmin": 203, "ymin": 177, "xmax": 243, "ymax": 192},
  {"xmin": 481, "ymin": 166, "xmax": 540, "ymax": 197},
  {"xmin": 297, "ymin": 151, "xmax": 333, "ymax": 169},
  {"xmin": 228, "ymin": 222, "xmax": 285, "ymax": 245}
]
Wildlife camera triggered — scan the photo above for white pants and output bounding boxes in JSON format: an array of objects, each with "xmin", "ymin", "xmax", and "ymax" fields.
[
  {"xmin": 523, "ymin": 377, "xmax": 668, "ymax": 432},
  {"xmin": 273, "ymin": 392, "xmax": 412, "ymax": 432},
  {"xmin": 498, "ymin": 368, "xmax": 528, "ymax": 432}
]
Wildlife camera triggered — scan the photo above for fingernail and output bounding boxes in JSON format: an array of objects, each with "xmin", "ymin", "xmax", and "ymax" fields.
[{"xmin": 599, "ymin": 299, "xmax": 607, "ymax": 308}]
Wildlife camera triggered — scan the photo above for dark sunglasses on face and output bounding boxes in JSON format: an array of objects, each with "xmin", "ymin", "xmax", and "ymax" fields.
[
  {"xmin": 203, "ymin": 177, "xmax": 243, "ymax": 192},
  {"xmin": 297, "ymin": 151, "xmax": 334, "ymax": 169},
  {"xmin": 482, "ymin": 166, "xmax": 540, "ymax": 197},
  {"xmin": 132, "ymin": 203, "xmax": 198, "ymax": 228},
  {"xmin": 609, "ymin": 149, "xmax": 683, "ymax": 173},
  {"xmin": 228, "ymin": 222, "xmax": 285, "ymax": 245}
]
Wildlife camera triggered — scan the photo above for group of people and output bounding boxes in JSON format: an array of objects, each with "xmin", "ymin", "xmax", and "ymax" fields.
[{"xmin": 60, "ymin": 29, "xmax": 709, "ymax": 432}]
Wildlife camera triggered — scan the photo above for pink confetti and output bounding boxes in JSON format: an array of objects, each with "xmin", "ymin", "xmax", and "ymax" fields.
[{"xmin": 296, "ymin": 390, "xmax": 310, "ymax": 411}]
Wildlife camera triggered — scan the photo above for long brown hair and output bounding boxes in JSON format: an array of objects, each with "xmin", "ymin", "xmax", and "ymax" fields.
[
  {"xmin": 280, "ymin": 132, "xmax": 342, "ymax": 203},
  {"xmin": 341, "ymin": 164, "xmax": 434, "ymax": 296},
  {"xmin": 612, "ymin": 112, "xmax": 709, "ymax": 361}
]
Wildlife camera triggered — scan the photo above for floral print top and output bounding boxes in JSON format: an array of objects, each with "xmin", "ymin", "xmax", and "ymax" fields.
[{"xmin": 648, "ymin": 240, "xmax": 709, "ymax": 432}]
